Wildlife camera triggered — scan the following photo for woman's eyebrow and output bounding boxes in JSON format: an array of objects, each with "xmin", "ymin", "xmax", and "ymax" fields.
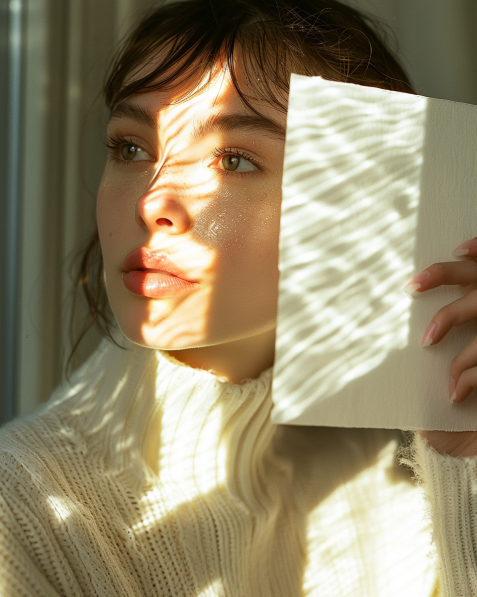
[
  {"xmin": 192, "ymin": 113, "xmax": 286, "ymax": 141},
  {"xmin": 109, "ymin": 102, "xmax": 156, "ymax": 128},
  {"xmin": 109, "ymin": 101, "xmax": 285, "ymax": 141}
]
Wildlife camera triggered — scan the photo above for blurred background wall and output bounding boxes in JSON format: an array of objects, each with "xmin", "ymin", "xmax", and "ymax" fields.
[{"xmin": 0, "ymin": 0, "xmax": 476, "ymax": 424}]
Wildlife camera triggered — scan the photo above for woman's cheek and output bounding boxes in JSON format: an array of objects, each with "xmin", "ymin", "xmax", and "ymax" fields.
[
  {"xmin": 96, "ymin": 170, "xmax": 149, "ymax": 243},
  {"xmin": 192, "ymin": 187, "xmax": 281, "ymax": 256}
]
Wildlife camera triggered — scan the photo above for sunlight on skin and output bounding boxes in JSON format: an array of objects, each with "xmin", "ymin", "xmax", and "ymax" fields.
[{"xmin": 97, "ymin": 57, "xmax": 285, "ymax": 384}]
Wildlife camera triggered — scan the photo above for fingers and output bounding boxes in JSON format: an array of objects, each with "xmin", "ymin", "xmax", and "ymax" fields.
[
  {"xmin": 453, "ymin": 368, "xmax": 477, "ymax": 404},
  {"xmin": 403, "ymin": 243, "xmax": 477, "ymax": 406},
  {"xmin": 421, "ymin": 290, "xmax": 477, "ymax": 345},
  {"xmin": 418, "ymin": 277, "xmax": 477, "ymax": 404},
  {"xmin": 404, "ymin": 260, "xmax": 477, "ymax": 295},
  {"xmin": 450, "ymin": 335, "xmax": 477, "ymax": 403},
  {"xmin": 452, "ymin": 237, "xmax": 477, "ymax": 258}
]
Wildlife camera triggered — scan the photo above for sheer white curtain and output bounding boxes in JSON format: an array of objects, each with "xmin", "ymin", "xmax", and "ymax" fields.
[{"xmin": 14, "ymin": 0, "xmax": 477, "ymax": 418}]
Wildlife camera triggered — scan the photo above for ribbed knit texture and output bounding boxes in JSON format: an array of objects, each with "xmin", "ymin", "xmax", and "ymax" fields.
[
  {"xmin": 0, "ymin": 337, "xmax": 468, "ymax": 596},
  {"xmin": 406, "ymin": 433, "xmax": 477, "ymax": 596}
]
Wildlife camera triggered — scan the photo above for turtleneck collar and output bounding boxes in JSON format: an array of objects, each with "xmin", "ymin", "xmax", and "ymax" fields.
[{"xmin": 46, "ymin": 337, "xmax": 275, "ymax": 497}]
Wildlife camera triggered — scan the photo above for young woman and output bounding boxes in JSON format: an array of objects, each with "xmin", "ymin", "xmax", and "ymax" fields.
[{"xmin": 1, "ymin": 0, "xmax": 477, "ymax": 595}]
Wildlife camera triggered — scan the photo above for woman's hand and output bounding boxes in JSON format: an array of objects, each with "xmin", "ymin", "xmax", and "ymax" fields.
[{"xmin": 405, "ymin": 238, "xmax": 477, "ymax": 457}]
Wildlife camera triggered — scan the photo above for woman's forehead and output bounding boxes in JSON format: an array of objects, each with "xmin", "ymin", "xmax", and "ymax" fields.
[
  {"xmin": 119, "ymin": 45, "xmax": 288, "ymax": 124},
  {"xmin": 110, "ymin": 70, "xmax": 287, "ymax": 139}
]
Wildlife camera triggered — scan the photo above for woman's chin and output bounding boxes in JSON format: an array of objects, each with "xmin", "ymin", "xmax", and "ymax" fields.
[{"xmin": 114, "ymin": 312, "xmax": 209, "ymax": 351}]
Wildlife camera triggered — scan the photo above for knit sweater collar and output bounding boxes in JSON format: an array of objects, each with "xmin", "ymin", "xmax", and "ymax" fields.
[{"xmin": 47, "ymin": 336, "xmax": 275, "ymax": 494}]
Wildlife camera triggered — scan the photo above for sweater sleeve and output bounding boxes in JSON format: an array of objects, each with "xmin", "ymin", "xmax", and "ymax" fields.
[
  {"xmin": 406, "ymin": 432, "xmax": 477, "ymax": 597},
  {"xmin": 0, "ymin": 452, "xmax": 82, "ymax": 597}
]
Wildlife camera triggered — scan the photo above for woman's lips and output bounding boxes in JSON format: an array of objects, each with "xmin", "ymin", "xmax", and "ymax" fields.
[
  {"xmin": 123, "ymin": 270, "xmax": 200, "ymax": 298},
  {"xmin": 122, "ymin": 247, "xmax": 201, "ymax": 298}
]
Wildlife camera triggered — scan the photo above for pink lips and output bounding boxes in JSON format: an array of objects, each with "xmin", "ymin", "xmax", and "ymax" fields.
[{"xmin": 122, "ymin": 247, "xmax": 200, "ymax": 298}]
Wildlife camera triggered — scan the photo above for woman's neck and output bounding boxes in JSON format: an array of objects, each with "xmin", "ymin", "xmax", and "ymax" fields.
[{"xmin": 163, "ymin": 328, "xmax": 276, "ymax": 384}]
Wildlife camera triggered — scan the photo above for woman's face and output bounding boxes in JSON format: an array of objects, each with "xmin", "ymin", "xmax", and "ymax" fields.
[{"xmin": 96, "ymin": 64, "xmax": 286, "ymax": 368}]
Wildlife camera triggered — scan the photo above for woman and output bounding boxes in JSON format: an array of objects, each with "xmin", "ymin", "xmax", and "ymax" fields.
[{"xmin": 1, "ymin": 0, "xmax": 477, "ymax": 594}]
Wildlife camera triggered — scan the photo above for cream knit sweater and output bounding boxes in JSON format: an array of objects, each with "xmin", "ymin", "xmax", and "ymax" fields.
[{"xmin": 1, "ymin": 337, "xmax": 476, "ymax": 596}]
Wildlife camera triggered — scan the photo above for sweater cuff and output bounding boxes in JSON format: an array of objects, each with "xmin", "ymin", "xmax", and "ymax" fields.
[{"xmin": 404, "ymin": 432, "xmax": 477, "ymax": 596}]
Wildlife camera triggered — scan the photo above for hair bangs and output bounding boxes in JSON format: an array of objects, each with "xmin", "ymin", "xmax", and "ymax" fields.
[{"xmin": 104, "ymin": 1, "xmax": 314, "ymax": 119}]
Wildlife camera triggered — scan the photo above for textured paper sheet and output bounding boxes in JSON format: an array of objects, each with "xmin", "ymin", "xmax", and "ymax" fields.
[{"xmin": 272, "ymin": 74, "xmax": 477, "ymax": 431}]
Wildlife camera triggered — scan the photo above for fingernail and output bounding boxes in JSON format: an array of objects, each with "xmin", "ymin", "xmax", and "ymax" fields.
[
  {"xmin": 449, "ymin": 376, "xmax": 456, "ymax": 400},
  {"xmin": 404, "ymin": 270, "xmax": 430, "ymax": 297},
  {"xmin": 450, "ymin": 391, "xmax": 457, "ymax": 404},
  {"xmin": 452, "ymin": 238, "xmax": 477, "ymax": 257},
  {"xmin": 421, "ymin": 322, "xmax": 437, "ymax": 347}
]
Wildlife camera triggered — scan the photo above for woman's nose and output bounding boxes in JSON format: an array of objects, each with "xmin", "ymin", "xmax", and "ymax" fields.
[{"xmin": 135, "ymin": 188, "xmax": 192, "ymax": 235}]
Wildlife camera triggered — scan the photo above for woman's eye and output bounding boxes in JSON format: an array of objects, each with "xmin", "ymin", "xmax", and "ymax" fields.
[
  {"xmin": 221, "ymin": 154, "xmax": 258, "ymax": 172},
  {"xmin": 120, "ymin": 144, "xmax": 153, "ymax": 162}
]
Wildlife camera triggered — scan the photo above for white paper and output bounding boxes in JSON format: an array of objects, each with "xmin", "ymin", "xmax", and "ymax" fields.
[{"xmin": 272, "ymin": 74, "xmax": 477, "ymax": 431}]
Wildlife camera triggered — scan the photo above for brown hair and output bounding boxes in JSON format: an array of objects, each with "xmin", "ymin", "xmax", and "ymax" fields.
[{"xmin": 68, "ymin": 0, "xmax": 414, "ymax": 372}]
